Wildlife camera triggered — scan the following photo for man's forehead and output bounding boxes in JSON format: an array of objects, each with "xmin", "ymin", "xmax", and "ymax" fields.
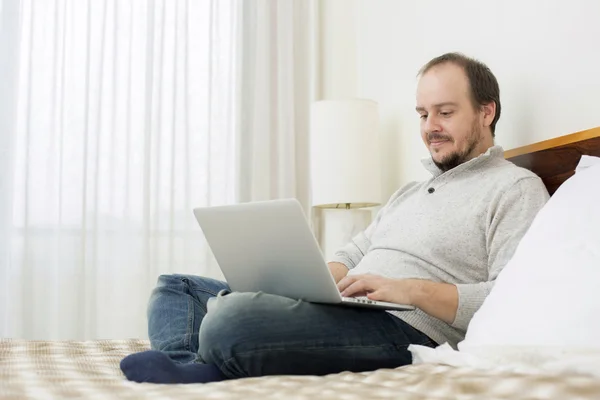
[
  {"xmin": 419, "ymin": 62, "xmax": 469, "ymax": 85},
  {"xmin": 416, "ymin": 63, "xmax": 470, "ymax": 106}
]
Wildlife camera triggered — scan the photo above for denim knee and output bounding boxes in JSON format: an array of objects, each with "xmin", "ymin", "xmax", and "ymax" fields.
[
  {"xmin": 155, "ymin": 274, "xmax": 189, "ymax": 288},
  {"xmin": 197, "ymin": 292, "xmax": 263, "ymax": 377},
  {"xmin": 150, "ymin": 274, "xmax": 185, "ymax": 299}
]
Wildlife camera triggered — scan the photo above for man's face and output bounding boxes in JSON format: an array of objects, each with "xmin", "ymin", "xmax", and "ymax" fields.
[{"xmin": 416, "ymin": 63, "xmax": 487, "ymax": 172}]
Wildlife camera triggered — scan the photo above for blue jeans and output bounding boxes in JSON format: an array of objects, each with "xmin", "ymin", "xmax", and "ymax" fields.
[{"xmin": 147, "ymin": 274, "xmax": 436, "ymax": 379}]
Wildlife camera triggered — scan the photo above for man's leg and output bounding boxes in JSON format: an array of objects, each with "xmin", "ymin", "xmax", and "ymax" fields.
[
  {"xmin": 199, "ymin": 292, "xmax": 436, "ymax": 379},
  {"xmin": 120, "ymin": 274, "xmax": 231, "ymax": 383},
  {"xmin": 146, "ymin": 274, "xmax": 230, "ymax": 363}
]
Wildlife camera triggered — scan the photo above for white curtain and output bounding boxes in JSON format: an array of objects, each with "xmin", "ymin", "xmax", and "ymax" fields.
[
  {"xmin": 235, "ymin": 0, "xmax": 312, "ymax": 211},
  {"xmin": 0, "ymin": 0, "xmax": 313, "ymax": 341}
]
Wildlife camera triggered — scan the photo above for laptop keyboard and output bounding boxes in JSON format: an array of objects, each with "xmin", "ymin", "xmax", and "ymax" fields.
[{"xmin": 342, "ymin": 296, "xmax": 376, "ymax": 305}]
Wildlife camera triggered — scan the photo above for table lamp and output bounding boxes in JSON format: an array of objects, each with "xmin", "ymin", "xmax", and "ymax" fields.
[{"xmin": 310, "ymin": 99, "xmax": 382, "ymax": 210}]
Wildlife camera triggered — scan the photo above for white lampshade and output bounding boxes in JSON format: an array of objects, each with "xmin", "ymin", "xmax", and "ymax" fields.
[{"xmin": 310, "ymin": 99, "xmax": 382, "ymax": 209}]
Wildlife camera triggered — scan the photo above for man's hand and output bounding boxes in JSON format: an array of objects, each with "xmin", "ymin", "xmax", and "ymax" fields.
[
  {"xmin": 337, "ymin": 273, "xmax": 415, "ymax": 305},
  {"xmin": 328, "ymin": 262, "xmax": 349, "ymax": 283},
  {"xmin": 337, "ymin": 273, "xmax": 459, "ymax": 325}
]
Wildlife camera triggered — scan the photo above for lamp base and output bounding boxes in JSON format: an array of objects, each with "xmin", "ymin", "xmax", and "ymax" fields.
[{"xmin": 320, "ymin": 208, "xmax": 373, "ymax": 260}]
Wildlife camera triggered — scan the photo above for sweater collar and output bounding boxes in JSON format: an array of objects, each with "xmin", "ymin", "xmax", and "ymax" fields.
[{"xmin": 421, "ymin": 145, "xmax": 505, "ymax": 178}]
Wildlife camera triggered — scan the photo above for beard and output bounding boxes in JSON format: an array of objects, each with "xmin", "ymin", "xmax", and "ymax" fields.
[{"xmin": 431, "ymin": 120, "xmax": 481, "ymax": 172}]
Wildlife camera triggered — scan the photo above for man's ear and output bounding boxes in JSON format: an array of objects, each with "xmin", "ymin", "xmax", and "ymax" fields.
[{"xmin": 481, "ymin": 102, "xmax": 496, "ymax": 128}]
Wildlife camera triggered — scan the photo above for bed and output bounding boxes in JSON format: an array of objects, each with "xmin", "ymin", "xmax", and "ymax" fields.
[
  {"xmin": 3, "ymin": 339, "xmax": 600, "ymax": 400},
  {"xmin": 2, "ymin": 127, "xmax": 600, "ymax": 400}
]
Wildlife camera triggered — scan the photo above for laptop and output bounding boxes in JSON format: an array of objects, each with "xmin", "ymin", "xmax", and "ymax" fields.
[{"xmin": 192, "ymin": 198, "xmax": 414, "ymax": 312}]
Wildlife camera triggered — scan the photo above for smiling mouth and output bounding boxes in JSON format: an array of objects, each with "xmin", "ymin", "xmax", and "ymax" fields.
[{"xmin": 429, "ymin": 141, "xmax": 449, "ymax": 147}]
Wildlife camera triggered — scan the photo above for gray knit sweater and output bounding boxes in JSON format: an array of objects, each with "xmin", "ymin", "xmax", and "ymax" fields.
[{"xmin": 330, "ymin": 146, "xmax": 549, "ymax": 348}]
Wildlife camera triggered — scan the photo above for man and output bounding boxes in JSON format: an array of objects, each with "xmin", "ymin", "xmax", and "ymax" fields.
[{"xmin": 120, "ymin": 52, "xmax": 549, "ymax": 384}]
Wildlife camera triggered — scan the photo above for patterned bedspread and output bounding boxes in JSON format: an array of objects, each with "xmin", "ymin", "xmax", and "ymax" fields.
[{"xmin": 1, "ymin": 339, "xmax": 600, "ymax": 400}]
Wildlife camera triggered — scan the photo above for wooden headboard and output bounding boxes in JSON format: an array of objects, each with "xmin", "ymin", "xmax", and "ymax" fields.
[{"xmin": 504, "ymin": 127, "xmax": 600, "ymax": 195}]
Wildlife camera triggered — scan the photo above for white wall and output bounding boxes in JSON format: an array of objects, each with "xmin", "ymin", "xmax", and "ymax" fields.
[{"xmin": 354, "ymin": 0, "xmax": 600, "ymax": 198}]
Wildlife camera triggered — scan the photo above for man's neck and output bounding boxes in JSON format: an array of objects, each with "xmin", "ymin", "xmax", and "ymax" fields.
[{"xmin": 466, "ymin": 136, "xmax": 495, "ymax": 162}]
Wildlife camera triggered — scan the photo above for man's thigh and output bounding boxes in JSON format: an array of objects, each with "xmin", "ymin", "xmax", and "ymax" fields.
[{"xmin": 198, "ymin": 292, "xmax": 434, "ymax": 378}]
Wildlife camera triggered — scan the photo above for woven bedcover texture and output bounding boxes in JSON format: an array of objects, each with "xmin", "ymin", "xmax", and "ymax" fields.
[{"xmin": 1, "ymin": 339, "xmax": 600, "ymax": 399}]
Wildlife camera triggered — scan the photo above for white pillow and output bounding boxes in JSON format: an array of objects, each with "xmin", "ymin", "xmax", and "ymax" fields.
[
  {"xmin": 460, "ymin": 156, "xmax": 600, "ymax": 350},
  {"xmin": 576, "ymin": 154, "xmax": 600, "ymax": 173}
]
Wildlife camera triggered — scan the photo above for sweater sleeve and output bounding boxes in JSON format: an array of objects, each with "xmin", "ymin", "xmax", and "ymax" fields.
[
  {"xmin": 328, "ymin": 182, "xmax": 418, "ymax": 269},
  {"xmin": 451, "ymin": 176, "xmax": 549, "ymax": 331}
]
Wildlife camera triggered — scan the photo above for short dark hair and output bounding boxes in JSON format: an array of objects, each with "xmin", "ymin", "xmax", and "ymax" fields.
[{"xmin": 419, "ymin": 52, "xmax": 501, "ymax": 137}]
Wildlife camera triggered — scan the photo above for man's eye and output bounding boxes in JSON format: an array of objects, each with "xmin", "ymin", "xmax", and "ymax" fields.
[
  {"xmin": 419, "ymin": 115, "xmax": 428, "ymax": 120},
  {"xmin": 440, "ymin": 111, "xmax": 453, "ymax": 117}
]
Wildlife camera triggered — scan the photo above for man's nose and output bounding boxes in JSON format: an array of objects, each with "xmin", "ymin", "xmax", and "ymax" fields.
[{"xmin": 424, "ymin": 115, "xmax": 442, "ymax": 133}]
